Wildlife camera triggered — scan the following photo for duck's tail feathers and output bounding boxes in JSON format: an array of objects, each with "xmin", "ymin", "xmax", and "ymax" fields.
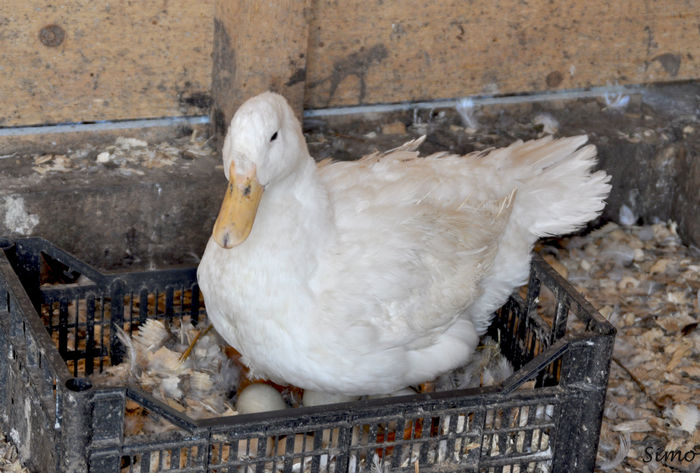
[
  {"xmin": 386, "ymin": 135, "xmax": 427, "ymax": 154},
  {"xmin": 504, "ymin": 135, "xmax": 611, "ymax": 237}
]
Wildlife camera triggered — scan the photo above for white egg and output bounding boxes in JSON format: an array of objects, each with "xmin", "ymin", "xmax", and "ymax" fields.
[
  {"xmin": 236, "ymin": 383, "xmax": 286, "ymax": 414},
  {"xmin": 302, "ymin": 390, "xmax": 359, "ymax": 407}
]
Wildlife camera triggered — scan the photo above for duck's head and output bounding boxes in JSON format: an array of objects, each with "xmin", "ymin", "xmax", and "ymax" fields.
[{"xmin": 213, "ymin": 92, "xmax": 307, "ymax": 249}]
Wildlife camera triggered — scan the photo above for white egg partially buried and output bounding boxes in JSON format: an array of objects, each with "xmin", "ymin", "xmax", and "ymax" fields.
[{"xmin": 236, "ymin": 383, "xmax": 287, "ymax": 414}]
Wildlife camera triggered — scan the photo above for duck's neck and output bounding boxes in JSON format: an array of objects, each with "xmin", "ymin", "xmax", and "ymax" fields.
[{"xmin": 244, "ymin": 154, "xmax": 333, "ymax": 271}]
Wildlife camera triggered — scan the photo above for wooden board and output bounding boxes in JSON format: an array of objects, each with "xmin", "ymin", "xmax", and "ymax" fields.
[
  {"xmin": 303, "ymin": 0, "xmax": 700, "ymax": 108},
  {"xmin": 3, "ymin": 0, "xmax": 699, "ymax": 130},
  {"xmin": 0, "ymin": 1, "xmax": 213, "ymax": 127},
  {"xmin": 211, "ymin": 0, "xmax": 310, "ymax": 140}
]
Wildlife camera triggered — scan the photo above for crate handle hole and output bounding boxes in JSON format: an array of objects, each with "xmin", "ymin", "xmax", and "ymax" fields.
[{"xmin": 65, "ymin": 377, "xmax": 93, "ymax": 392}]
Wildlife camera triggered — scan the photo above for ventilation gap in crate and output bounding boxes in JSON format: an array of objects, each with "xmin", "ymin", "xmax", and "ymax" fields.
[
  {"xmin": 121, "ymin": 445, "xmax": 200, "ymax": 473},
  {"xmin": 360, "ymin": 413, "xmax": 479, "ymax": 469},
  {"xmin": 209, "ymin": 434, "xmax": 276, "ymax": 471},
  {"xmin": 39, "ymin": 251, "xmax": 95, "ymax": 287},
  {"xmin": 349, "ymin": 420, "xmax": 412, "ymax": 471},
  {"xmin": 273, "ymin": 431, "xmax": 339, "ymax": 473},
  {"xmin": 120, "ymin": 396, "xmax": 192, "ymax": 437},
  {"xmin": 484, "ymin": 406, "xmax": 546, "ymax": 460},
  {"xmin": 124, "ymin": 287, "xmax": 201, "ymax": 330},
  {"xmin": 46, "ymin": 293, "xmax": 108, "ymax": 377},
  {"xmin": 434, "ymin": 410, "xmax": 484, "ymax": 466}
]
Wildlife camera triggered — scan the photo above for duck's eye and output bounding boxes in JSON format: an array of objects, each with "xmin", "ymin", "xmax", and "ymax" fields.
[{"xmin": 270, "ymin": 131, "xmax": 278, "ymax": 142}]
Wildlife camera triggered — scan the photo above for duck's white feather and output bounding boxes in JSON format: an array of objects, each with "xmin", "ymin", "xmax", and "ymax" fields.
[{"xmin": 198, "ymin": 92, "xmax": 611, "ymax": 395}]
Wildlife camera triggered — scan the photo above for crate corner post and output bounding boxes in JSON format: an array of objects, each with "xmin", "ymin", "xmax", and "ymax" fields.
[{"xmin": 553, "ymin": 334, "xmax": 616, "ymax": 472}]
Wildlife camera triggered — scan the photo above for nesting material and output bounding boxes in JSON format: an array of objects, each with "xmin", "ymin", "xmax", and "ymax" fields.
[
  {"xmin": 90, "ymin": 319, "xmax": 239, "ymax": 434},
  {"xmin": 541, "ymin": 221, "xmax": 699, "ymax": 473},
  {"xmin": 82, "ymin": 315, "xmax": 512, "ymax": 442},
  {"xmin": 434, "ymin": 336, "xmax": 513, "ymax": 391},
  {"xmin": 93, "ymin": 321, "xmax": 511, "ymax": 418}
]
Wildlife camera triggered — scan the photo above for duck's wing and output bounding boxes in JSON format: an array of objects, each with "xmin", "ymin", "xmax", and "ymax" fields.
[{"xmin": 313, "ymin": 146, "xmax": 515, "ymax": 348}]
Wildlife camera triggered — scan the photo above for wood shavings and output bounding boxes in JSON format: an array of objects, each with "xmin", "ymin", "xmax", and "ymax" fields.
[
  {"xmin": 101, "ymin": 134, "xmax": 213, "ymax": 170},
  {"xmin": 666, "ymin": 341, "xmax": 692, "ymax": 371},
  {"xmin": 612, "ymin": 419, "xmax": 653, "ymax": 433},
  {"xmin": 31, "ymin": 154, "xmax": 73, "ymax": 174},
  {"xmin": 542, "ymin": 221, "xmax": 699, "ymax": 473},
  {"xmin": 0, "ymin": 434, "xmax": 29, "ymax": 473},
  {"xmin": 90, "ymin": 319, "xmax": 240, "ymax": 434},
  {"xmin": 26, "ymin": 132, "xmax": 216, "ymax": 178},
  {"xmin": 149, "ymin": 345, "xmax": 182, "ymax": 373},
  {"xmin": 669, "ymin": 405, "xmax": 700, "ymax": 435}
]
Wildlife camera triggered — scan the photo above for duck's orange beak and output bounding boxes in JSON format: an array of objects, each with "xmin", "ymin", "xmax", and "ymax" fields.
[{"xmin": 212, "ymin": 162, "xmax": 264, "ymax": 249}]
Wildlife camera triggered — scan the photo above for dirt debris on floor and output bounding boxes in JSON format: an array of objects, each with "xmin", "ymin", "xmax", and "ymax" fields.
[
  {"xmin": 541, "ymin": 221, "xmax": 699, "ymax": 473},
  {"xmin": 28, "ymin": 131, "xmax": 216, "ymax": 178},
  {"xmin": 0, "ymin": 433, "xmax": 29, "ymax": 473}
]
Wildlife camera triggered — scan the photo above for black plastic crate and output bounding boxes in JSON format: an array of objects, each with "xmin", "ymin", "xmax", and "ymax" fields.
[{"xmin": 0, "ymin": 237, "xmax": 615, "ymax": 473}]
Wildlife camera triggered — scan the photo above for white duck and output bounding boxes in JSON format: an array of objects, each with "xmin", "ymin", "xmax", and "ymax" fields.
[{"xmin": 197, "ymin": 92, "xmax": 611, "ymax": 396}]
